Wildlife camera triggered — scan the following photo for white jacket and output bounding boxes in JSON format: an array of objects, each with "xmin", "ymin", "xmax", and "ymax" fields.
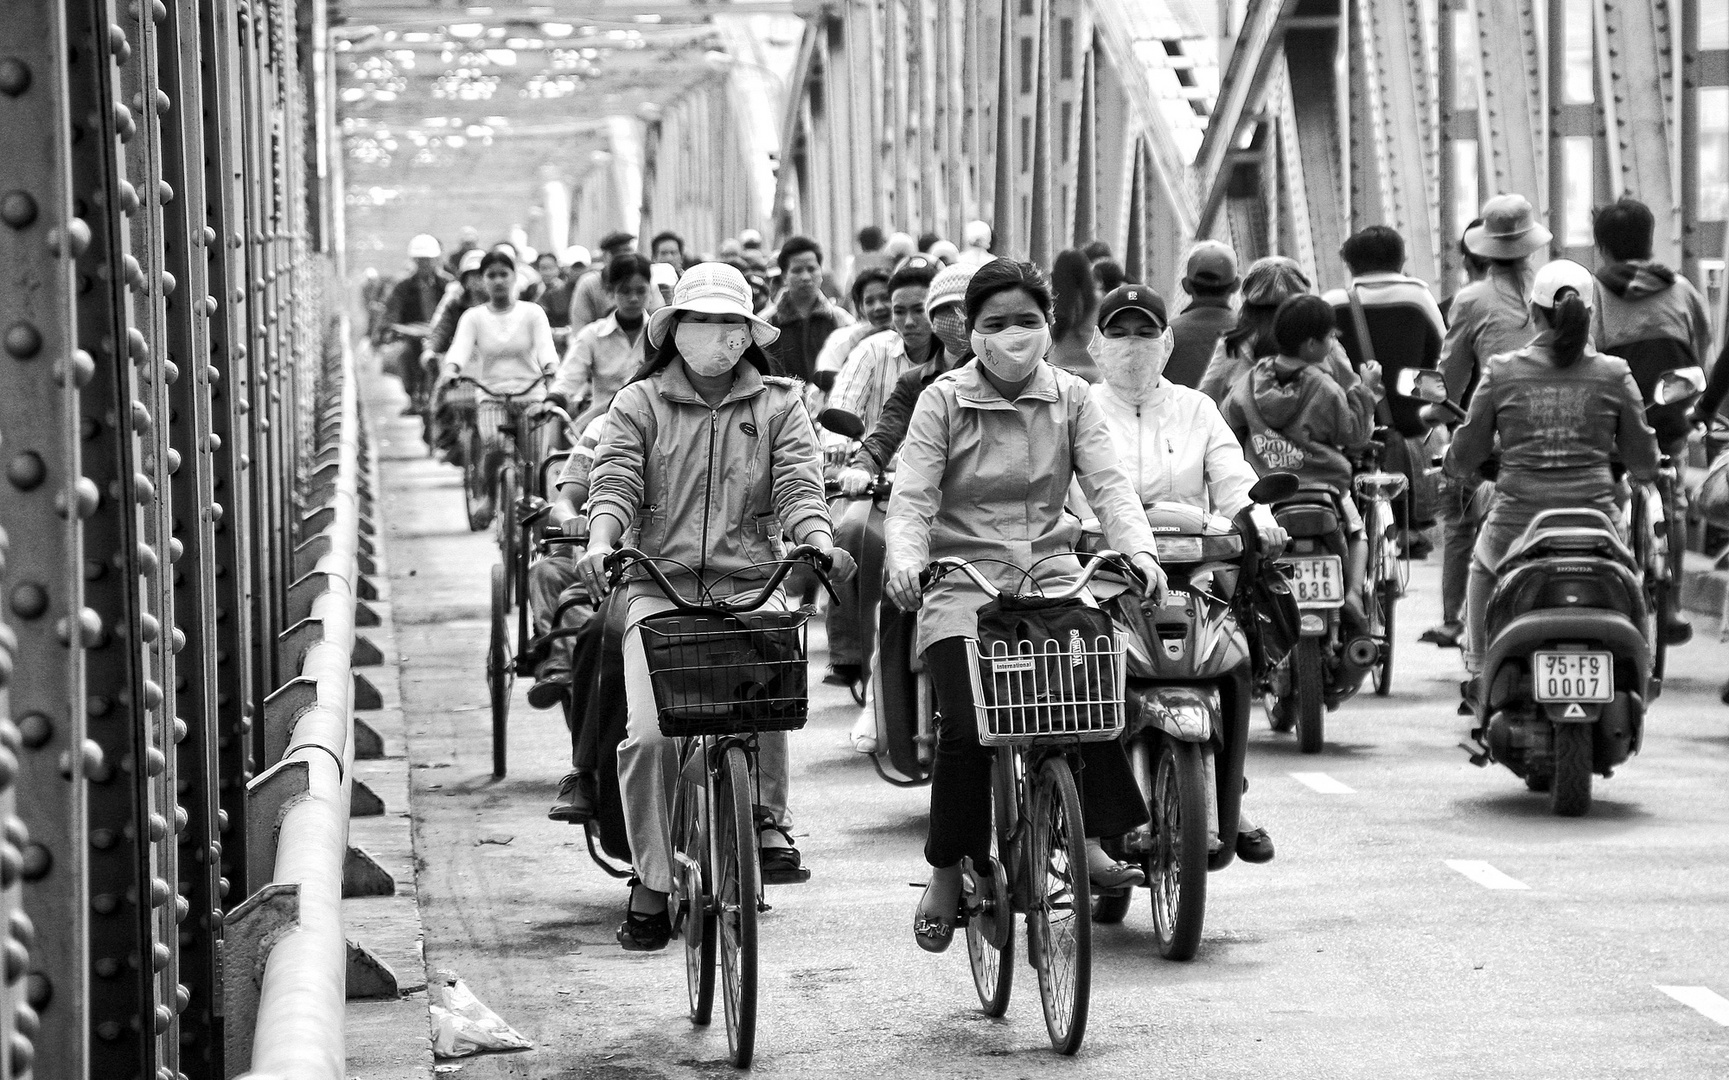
[{"xmin": 1072, "ymin": 378, "xmax": 1262, "ymax": 525}]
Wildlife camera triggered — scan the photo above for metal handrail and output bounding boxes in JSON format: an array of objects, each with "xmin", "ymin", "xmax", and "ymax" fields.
[{"xmin": 241, "ymin": 322, "xmax": 364, "ymax": 1080}]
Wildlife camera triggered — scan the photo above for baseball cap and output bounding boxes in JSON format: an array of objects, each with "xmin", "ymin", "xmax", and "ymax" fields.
[
  {"xmin": 646, "ymin": 262, "xmax": 781, "ymax": 349},
  {"xmin": 1530, "ymin": 258, "xmax": 1595, "ymax": 309},
  {"xmin": 925, "ymin": 264, "xmax": 977, "ymax": 316},
  {"xmin": 1096, "ymin": 284, "xmax": 1167, "ymax": 331},
  {"xmin": 457, "ymin": 249, "xmax": 485, "ymax": 276},
  {"xmin": 1182, "ymin": 240, "xmax": 1238, "ymax": 290}
]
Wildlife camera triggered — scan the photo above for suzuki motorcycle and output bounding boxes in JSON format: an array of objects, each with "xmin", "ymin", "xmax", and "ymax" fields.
[{"xmin": 1094, "ymin": 473, "xmax": 1297, "ymax": 958}]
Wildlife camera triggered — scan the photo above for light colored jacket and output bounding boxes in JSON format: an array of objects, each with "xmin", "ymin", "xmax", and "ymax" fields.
[
  {"xmin": 587, "ymin": 361, "xmax": 831, "ymax": 588},
  {"xmin": 552, "ymin": 313, "xmax": 647, "ymax": 423},
  {"xmin": 885, "ymin": 361, "xmax": 1161, "ymax": 652},
  {"xmin": 1070, "ymin": 379, "xmax": 1261, "ymax": 524},
  {"xmin": 1439, "ymin": 272, "xmax": 1535, "ymax": 405}
]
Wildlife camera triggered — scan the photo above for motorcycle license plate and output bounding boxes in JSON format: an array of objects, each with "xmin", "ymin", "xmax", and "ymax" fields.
[
  {"xmin": 1532, "ymin": 651, "xmax": 1613, "ymax": 703},
  {"xmin": 1282, "ymin": 555, "xmax": 1344, "ymax": 607}
]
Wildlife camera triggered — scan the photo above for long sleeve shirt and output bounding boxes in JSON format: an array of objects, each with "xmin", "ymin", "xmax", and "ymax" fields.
[
  {"xmin": 550, "ymin": 313, "xmax": 647, "ymax": 421},
  {"xmin": 444, "ymin": 301, "xmax": 559, "ymax": 394}
]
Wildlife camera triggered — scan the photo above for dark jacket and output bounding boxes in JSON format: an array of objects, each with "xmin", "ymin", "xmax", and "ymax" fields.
[
  {"xmin": 761, "ymin": 294, "xmax": 854, "ymax": 383},
  {"xmin": 1166, "ymin": 298, "xmax": 1237, "ymax": 389},
  {"xmin": 850, "ymin": 353, "xmax": 958, "ymax": 472},
  {"xmin": 381, "ymin": 269, "xmax": 453, "ymax": 337}
]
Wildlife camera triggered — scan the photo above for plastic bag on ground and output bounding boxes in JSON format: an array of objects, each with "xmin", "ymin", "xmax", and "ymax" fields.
[{"xmin": 428, "ymin": 970, "xmax": 533, "ymax": 1058}]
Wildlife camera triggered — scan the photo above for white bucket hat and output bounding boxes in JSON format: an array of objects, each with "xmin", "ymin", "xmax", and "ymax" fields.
[
  {"xmin": 1531, "ymin": 258, "xmax": 1595, "ymax": 309},
  {"xmin": 646, "ymin": 262, "xmax": 780, "ymax": 349}
]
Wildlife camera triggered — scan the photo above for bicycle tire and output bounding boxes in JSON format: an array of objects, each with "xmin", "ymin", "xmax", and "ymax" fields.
[
  {"xmin": 1148, "ymin": 740, "xmax": 1209, "ymax": 961},
  {"xmin": 717, "ymin": 744, "xmax": 759, "ymax": 1067},
  {"xmin": 1372, "ymin": 582, "xmax": 1396, "ymax": 697},
  {"xmin": 498, "ymin": 466, "xmax": 519, "ymax": 610},
  {"xmin": 674, "ymin": 769, "xmax": 715, "ymax": 1026},
  {"xmin": 487, "ymin": 564, "xmax": 513, "ymax": 778},
  {"xmin": 1029, "ymin": 756, "xmax": 1091, "ymax": 1055},
  {"xmin": 1293, "ymin": 638, "xmax": 1326, "ymax": 754},
  {"xmin": 965, "ymin": 754, "xmax": 1015, "ymax": 1016}
]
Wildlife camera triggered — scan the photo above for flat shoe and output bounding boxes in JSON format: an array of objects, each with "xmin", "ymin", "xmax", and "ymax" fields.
[
  {"xmin": 1236, "ymin": 828, "xmax": 1276, "ymax": 864},
  {"xmin": 1088, "ymin": 860, "xmax": 1145, "ymax": 890},
  {"xmin": 526, "ymin": 672, "xmax": 571, "ymax": 710},
  {"xmin": 912, "ymin": 883, "xmax": 960, "ymax": 954},
  {"xmin": 617, "ymin": 908, "xmax": 671, "ymax": 951},
  {"xmin": 1419, "ymin": 623, "xmax": 1464, "ymax": 648}
]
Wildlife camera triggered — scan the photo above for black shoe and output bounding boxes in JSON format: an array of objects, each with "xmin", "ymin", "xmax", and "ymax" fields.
[
  {"xmin": 823, "ymin": 663, "xmax": 863, "ymax": 687},
  {"xmin": 1419, "ymin": 622, "xmax": 1464, "ymax": 648},
  {"xmin": 547, "ymin": 770, "xmax": 596, "ymax": 824},
  {"xmin": 1236, "ymin": 828, "xmax": 1275, "ymax": 864},
  {"xmin": 1459, "ymin": 676, "xmax": 1481, "ymax": 717},
  {"xmin": 617, "ymin": 907, "xmax": 671, "ymax": 951},
  {"xmin": 1662, "ymin": 616, "xmax": 1693, "ymax": 646},
  {"xmin": 757, "ymin": 818, "xmax": 810, "ymax": 884},
  {"xmin": 526, "ymin": 671, "xmax": 571, "ymax": 710}
]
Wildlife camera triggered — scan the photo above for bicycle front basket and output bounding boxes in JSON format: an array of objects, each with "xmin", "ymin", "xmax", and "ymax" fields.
[
  {"xmin": 637, "ymin": 609, "xmax": 812, "ymax": 737},
  {"xmin": 967, "ymin": 597, "xmax": 1126, "ymax": 745}
]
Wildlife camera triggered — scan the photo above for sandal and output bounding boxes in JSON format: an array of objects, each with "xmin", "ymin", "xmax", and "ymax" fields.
[
  {"xmin": 1088, "ymin": 860, "xmax": 1145, "ymax": 890},
  {"xmin": 757, "ymin": 818, "xmax": 811, "ymax": 885}
]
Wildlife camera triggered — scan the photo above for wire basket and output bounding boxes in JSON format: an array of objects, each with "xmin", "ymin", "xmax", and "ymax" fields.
[
  {"xmin": 637, "ymin": 609, "xmax": 813, "ymax": 738},
  {"xmin": 965, "ymin": 632, "xmax": 1127, "ymax": 745}
]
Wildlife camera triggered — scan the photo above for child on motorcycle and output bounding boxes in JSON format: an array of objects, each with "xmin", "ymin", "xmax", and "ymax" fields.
[{"xmin": 1218, "ymin": 295, "xmax": 1382, "ymax": 630}]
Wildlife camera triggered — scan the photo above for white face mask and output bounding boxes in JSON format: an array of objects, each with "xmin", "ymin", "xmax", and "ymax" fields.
[
  {"xmin": 675, "ymin": 321, "xmax": 751, "ymax": 378},
  {"xmin": 1088, "ymin": 328, "xmax": 1172, "ymax": 405},
  {"xmin": 970, "ymin": 325, "xmax": 1050, "ymax": 382}
]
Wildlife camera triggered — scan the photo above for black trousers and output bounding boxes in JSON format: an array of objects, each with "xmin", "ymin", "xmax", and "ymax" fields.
[{"xmin": 923, "ymin": 636, "xmax": 1149, "ymax": 869}]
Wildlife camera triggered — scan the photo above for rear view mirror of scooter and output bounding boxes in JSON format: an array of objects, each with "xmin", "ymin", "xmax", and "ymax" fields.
[
  {"xmin": 818, "ymin": 407, "xmax": 867, "ymax": 440},
  {"xmin": 1248, "ymin": 471, "xmax": 1300, "ymax": 505},
  {"xmin": 1653, "ymin": 366, "xmax": 1706, "ymax": 406},
  {"xmin": 1394, "ymin": 367, "xmax": 1449, "ymax": 403}
]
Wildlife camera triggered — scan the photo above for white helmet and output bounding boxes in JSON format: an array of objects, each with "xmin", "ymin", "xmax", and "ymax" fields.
[
  {"xmin": 407, "ymin": 233, "xmax": 441, "ymax": 259},
  {"xmin": 561, "ymin": 245, "xmax": 591, "ymax": 268}
]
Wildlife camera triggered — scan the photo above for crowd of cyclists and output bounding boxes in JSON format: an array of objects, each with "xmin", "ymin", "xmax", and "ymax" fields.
[{"xmin": 361, "ymin": 192, "xmax": 1721, "ymax": 963}]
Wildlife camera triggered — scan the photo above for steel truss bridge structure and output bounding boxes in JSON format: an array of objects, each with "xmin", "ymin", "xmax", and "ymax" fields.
[{"xmin": 0, "ymin": 1, "xmax": 1723, "ymax": 1079}]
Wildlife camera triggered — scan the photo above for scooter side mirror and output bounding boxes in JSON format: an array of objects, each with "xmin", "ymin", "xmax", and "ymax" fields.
[
  {"xmin": 818, "ymin": 407, "xmax": 867, "ymax": 440},
  {"xmin": 1653, "ymin": 366, "xmax": 1706, "ymax": 406},
  {"xmin": 1395, "ymin": 367, "xmax": 1450, "ymax": 404},
  {"xmin": 1248, "ymin": 472, "xmax": 1301, "ymax": 504}
]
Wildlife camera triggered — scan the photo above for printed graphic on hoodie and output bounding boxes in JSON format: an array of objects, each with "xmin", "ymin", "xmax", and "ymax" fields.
[{"xmin": 1250, "ymin": 431, "xmax": 1305, "ymax": 471}]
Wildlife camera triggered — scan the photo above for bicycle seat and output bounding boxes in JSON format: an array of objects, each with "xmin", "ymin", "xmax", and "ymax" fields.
[
  {"xmin": 1272, "ymin": 492, "xmax": 1340, "ymax": 538},
  {"xmin": 1353, "ymin": 471, "xmax": 1408, "ymax": 500},
  {"xmin": 1497, "ymin": 508, "xmax": 1636, "ymax": 570}
]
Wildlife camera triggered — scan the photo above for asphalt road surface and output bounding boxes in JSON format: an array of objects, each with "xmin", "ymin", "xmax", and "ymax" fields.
[{"xmin": 369, "ymin": 375, "xmax": 1729, "ymax": 1079}]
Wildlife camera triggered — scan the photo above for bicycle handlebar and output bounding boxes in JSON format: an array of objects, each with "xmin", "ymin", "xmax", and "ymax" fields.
[
  {"xmin": 443, "ymin": 374, "xmax": 553, "ymax": 404},
  {"xmin": 918, "ymin": 549, "xmax": 1143, "ymax": 600},
  {"xmin": 603, "ymin": 545, "xmax": 835, "ymax": 614}
]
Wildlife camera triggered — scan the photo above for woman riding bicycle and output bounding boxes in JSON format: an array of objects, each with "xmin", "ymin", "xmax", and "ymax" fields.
[
  {"xmin": 1074, "ymin": 282, "xmax": 1288, "ymax": 864},
  {"xmin": 574, "ymin": 263, "xmax": 856, "ymax": 951},
  {"xmin": 1444, "ymin": 259, "xmax": 1658, "ymax": 695},
  {"xmin": 882, "ymin": 258, "xmax": 1167, "ymax": 952},
  {"xmin": 436, "ymin": 249, "xmax": 561, "ymax": 504}
]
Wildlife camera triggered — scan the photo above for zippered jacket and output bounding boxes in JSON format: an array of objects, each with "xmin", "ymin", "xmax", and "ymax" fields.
[
  {"xmin": 1072, "ymin": 380, "xmax": 1260, "ymax": 520},
  {"xmin": 587, "ymin": 361, "xmax": 832, "ymax": 587},
  {"xmin": 1219, "ymin": 355, "xmax": 1377, "ymax": 493}
]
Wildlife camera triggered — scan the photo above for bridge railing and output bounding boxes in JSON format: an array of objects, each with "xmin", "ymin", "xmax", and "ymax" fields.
[{"xmin": 0, "ymin": 1, "xmax": 359, "ymax": 1078}]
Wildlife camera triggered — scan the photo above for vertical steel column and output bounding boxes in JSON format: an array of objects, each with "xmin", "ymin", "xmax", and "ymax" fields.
[
  {"xmin": 198, "ymin": 0, "xmax": 257, "ymax": 914},
  {"xmin": 1594, "ymin": 0, "xmax": 1679, "ymax": 263},
  {"xmin": 72, "ymin": 0, "xmax": 169, "ymax": 1074},
  {"xmin": 1470, "ymin": 0, "xmax": 1545, "ymax": 209},
  {"xmin": 0, "ymin": 2, "xmax": 89, "ymax": 1076},
  {"xmin": 157, "ymin": 2, "xmax": 224, "ymax": 1073}
]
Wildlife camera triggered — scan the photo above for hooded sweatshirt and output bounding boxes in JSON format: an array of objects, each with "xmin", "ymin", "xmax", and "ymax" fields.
[
  {"xmin": 1219, "ymin": 355, "xmax": 1377, "ymax": 493},
  {"xmin": 1591, "ymin": 260, "xmax": 1713, "ymax": 371}
]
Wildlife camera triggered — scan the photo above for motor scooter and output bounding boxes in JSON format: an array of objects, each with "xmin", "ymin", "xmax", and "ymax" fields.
[
  {"xmin": 818, "ymin": 408, "xmax": 933, "ymax": 786},
  {"xmin": 1092, "ymin": 474, "xmax": 1298, "ymax": 958},
  {"xmin": 1408, "ymin": 371, "xmax": 1673, "ymax": 815}
]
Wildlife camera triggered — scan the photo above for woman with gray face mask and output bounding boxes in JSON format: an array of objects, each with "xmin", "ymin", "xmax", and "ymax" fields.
[
  {"xmin": 883, "ymin": 259, "xmax": 1169, "ymax": 951},
  {"xmin": 1075, "ymin": 284, "xmax": 1287, "ymax": 864}
]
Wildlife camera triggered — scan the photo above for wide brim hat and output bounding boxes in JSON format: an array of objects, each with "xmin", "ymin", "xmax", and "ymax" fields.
[
  {"xmin": 647, "ymin": 262, "xmax": 780, "ymax": 349},
  {"xmin": 1464, "ymin": 194, "xmax": 1552, "ymax": 260}
]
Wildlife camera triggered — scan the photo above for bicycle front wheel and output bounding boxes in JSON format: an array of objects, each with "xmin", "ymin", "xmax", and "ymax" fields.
[
  {"xmin": 1029, "ymin": 755, "xmax": 1091, "ymax": 1055},
  {"xmin": 716, "ymin": 744, "xmax": 759, "ymax": 1067},
  {"xmin": 673, "ymin": 767, "xmax": 715, "ymax": 1026}
]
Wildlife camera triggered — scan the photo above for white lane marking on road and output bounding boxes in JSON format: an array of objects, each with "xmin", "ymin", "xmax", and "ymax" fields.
[
  {"xmin": 1289, "ymin": 771, "xmax": 1355, "ymax": 794},
  {"xmin": 1444, "ymin": 860, "xmax": 1529, "ymax": 890},
  {"xmin": 1655, "ymin": 986, "xmax": 1729, "ymax": 1026}
]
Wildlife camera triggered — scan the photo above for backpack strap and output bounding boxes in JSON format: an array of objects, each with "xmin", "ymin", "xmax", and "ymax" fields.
[{"xmin": 1346, "ymin": 286, "xmax": 1377, "ymax": 368}]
